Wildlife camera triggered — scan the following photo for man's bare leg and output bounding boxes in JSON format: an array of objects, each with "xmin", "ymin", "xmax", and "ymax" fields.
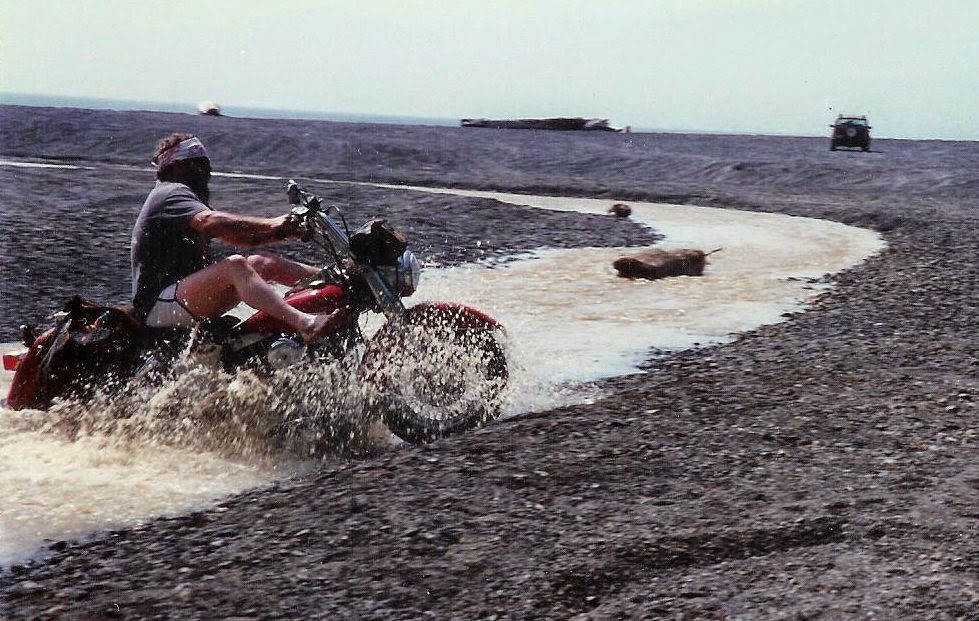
[
  {"xmin": 176, "ymin": 255, "xmax": 345, "ymax": 343},
  {"xmin": 246, "ymin": 252, "xmax": 319, "ymax": 286}
]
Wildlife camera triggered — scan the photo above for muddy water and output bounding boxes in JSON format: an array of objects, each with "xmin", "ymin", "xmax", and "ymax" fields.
[
  {"xmin": 405, "ymin": 189, "xmax": 884, "ymax": 412},
  {"xmin": 0, "ymin": 192, "xmax": 883, "ymax": 567},
  {"xmin": 0, "ymin": 424, "xmax": 287, "ymax": 564}
]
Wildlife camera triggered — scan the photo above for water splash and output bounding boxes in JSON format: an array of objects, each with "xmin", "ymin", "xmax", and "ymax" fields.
[{"xmin": 0, "ymin": 341, "xmax": 392, "ymax": 566}]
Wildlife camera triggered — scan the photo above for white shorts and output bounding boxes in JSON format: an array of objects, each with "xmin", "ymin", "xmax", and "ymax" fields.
[{"xmin": 145, "ymin": 283, "xmax": 198, "ymax": 328}]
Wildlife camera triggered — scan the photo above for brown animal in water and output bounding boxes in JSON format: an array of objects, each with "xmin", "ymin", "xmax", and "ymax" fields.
[
  {"xmin": 612, "ymin": 248, "xmax": 721, "ymax": 280},
  {"xmin": 608, "ymin": 203, "xmax": 632, "ymax": 218}
]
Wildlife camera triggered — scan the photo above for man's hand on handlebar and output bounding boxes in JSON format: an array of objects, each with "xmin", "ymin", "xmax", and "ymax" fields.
[{"xmin": 271, "ymin": 213, "xmax": 306, "ymax": 241}]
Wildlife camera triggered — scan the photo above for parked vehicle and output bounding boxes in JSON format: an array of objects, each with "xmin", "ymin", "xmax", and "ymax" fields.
[
  {"xmin": 830, "ymin": 115, "xmax": 871, "ymax": 151},
  {"xmin": 4, "ymin": 180, "xmax": 509, "ymax": 445}
]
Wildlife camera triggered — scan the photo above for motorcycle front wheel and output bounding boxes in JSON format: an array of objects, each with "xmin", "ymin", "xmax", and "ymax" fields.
[{"xmin": 360, "ymin": 321, "xmax": 508, "ymax": 444}]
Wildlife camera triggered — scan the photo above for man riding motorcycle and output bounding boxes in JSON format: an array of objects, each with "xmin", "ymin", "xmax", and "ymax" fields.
[
  {"xmin": 9, "ymin": 149, "xmax": 509, "ymax": 445},
  {"xmin": 131, "ymin": 132, "xmax": 349, "ymax": 343}
]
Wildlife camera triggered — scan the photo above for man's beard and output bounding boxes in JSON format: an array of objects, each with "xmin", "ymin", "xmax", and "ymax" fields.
[{"xmin": 187, "ymin": 177, "xmax": 210, "ymax": 205}]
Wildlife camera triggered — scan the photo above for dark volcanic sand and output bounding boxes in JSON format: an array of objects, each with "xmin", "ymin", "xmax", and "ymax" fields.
[{"xmin": 2, "ymin": 105, "xmax": 979, "ymax": 619}]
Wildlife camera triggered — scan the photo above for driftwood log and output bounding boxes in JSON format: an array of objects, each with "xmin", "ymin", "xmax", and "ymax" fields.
[{"xmin": 612, "ymin": 248, "xmax": 720, "ymax": 280}]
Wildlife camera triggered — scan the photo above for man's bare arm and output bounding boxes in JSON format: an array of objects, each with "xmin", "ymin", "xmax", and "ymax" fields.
[{"xmin": 190, "ymin": 211, "xmax": 298, "ymax": 247}]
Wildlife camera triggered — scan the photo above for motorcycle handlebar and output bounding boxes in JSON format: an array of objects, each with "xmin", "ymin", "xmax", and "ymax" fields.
[
  {"xmin": 286, "ymin": 179, "xmax": 349, "ymax": 244},
  {"xmin": 286, "ymin": 180, "xmax": 302, "ymax": 205},
  {"xmin": 285, "ymin": 179, "xmax": 407, "ymax": 321}
]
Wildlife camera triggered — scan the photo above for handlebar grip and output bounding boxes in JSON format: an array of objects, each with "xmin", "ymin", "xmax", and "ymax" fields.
[{"xmin": 286, "ymin": 180, "xmax": 302, "ymax": 204}]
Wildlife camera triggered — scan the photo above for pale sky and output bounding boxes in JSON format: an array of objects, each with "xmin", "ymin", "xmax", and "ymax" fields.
[{"xmin": 3, "ymin": 0, "xmax": 977, "ymax": 140}]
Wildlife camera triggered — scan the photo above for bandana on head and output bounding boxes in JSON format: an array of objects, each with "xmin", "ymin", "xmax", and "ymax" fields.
[{"xmin": 153, "ymin": 137, "xmax": 209, "ymax": 169}]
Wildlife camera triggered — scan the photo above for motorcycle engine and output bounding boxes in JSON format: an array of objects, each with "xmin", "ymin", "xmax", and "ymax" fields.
[{"xmin": 378, "ymin": 250, "xmax": 422, "ymax": 297}]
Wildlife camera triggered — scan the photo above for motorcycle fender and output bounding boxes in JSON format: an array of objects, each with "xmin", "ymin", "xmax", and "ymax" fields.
[
  {"xmin": 5, "ymin": 326, "xmax": 57, "ymax": 410},
  {"xmin": 3, "ymin": 348, "xmax": 26, "ymax": 371},
  {"xmin": 404, "ymin": 301, "xmax": 504, "ymax": 332}
]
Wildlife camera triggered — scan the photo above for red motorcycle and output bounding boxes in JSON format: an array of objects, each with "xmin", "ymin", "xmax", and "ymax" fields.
[{"xmin": 4, "ymin": 180, "xmax": 509, "ymax": 445}]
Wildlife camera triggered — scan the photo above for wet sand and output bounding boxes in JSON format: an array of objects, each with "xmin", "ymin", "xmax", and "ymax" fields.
[{"xmin": 2, "ymin": 105, "xmax": 979, "ymax": 619}]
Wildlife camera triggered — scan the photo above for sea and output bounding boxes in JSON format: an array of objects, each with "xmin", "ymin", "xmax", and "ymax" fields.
[
  {"xmin": 0, "ymin": 92, "xmax": 677, "ymax": 134},
  {"xmin": 0, "ymin": 92, "xmax": 460, "ymax": 127}
]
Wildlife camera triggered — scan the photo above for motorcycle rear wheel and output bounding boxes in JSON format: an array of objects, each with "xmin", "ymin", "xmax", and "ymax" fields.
[{"xmin": 361, "ymin": 324, "xmax": 508, "ymax": 444}]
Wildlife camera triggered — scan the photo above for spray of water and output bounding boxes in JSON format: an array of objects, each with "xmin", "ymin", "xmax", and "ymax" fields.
[
  {"xmin": 11, "ymin": 309, "xmax": 519, "ymax": 469},
  {"xmin": 23, "ymin": 335, "xmax": 409, "ymax": 464}
]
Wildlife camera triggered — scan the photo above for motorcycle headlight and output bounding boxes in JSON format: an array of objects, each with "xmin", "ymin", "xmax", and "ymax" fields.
[{"xmin": 379, "ymin": 250, "xmax": 422, "ymax": 297}]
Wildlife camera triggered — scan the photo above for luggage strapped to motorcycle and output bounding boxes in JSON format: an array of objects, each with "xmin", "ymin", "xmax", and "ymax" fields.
[
  {"xmin": 348, "ymin": 218, "xmax": 407, "ymax": 266},
  {"xmin": 12, "ymin": 296, "xmax": 145, "ymax": 408}
]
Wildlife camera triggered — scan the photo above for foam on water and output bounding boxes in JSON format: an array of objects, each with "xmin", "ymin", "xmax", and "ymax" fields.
[{"xmin": 0, "ymin": 191, "xmax": 884, "ymax": 567}]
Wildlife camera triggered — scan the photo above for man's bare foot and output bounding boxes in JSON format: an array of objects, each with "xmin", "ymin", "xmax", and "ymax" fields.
[{"xmin": 299, "ymin": 307, "xmax": 350, "ymax": 344}]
